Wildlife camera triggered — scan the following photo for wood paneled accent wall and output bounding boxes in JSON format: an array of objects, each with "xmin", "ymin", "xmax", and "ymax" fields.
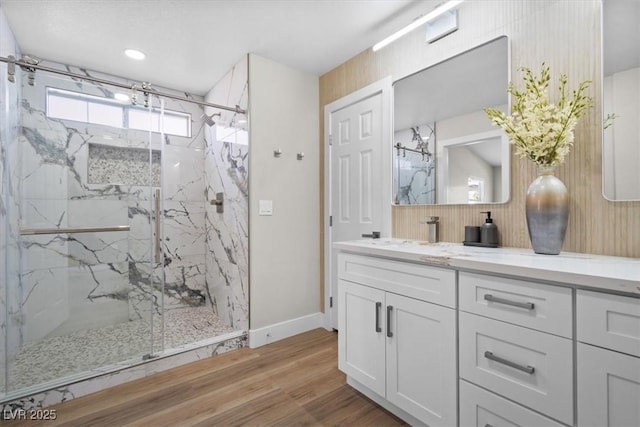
[{"xmin": 319, "ymin": 0, "xmax": 640, "ymax": 264}]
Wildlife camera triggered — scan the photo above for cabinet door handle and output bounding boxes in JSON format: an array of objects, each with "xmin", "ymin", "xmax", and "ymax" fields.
[
  {"xmin": 484, "ymin": 294, "xmax": 535, "ymax": 310},
  {"xmin": 375, "ymin": 302, "xmax": 382, "ymax": 333},
  {"xmin": 386, "ymin": 305, "xmax": 393, "ymax": 337},
  {"xmin": 484, "ymin": 351, "xmax": 535, "ymax": 374}
]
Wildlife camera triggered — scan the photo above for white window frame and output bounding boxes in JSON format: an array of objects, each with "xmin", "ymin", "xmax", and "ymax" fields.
[{"xmin": 45, "ymin": 87, "xmax": 192, "ymax": 137}]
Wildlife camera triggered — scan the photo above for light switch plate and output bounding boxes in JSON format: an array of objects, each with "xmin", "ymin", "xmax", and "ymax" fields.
[{"xmin": 259, "ymin": 200, "xmax": 273, "ymax": 216}]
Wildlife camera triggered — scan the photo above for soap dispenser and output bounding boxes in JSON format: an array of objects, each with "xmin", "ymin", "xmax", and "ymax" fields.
[{"xmin": 480, "ymin": 211, "xmax": 498, "ymax": 246}]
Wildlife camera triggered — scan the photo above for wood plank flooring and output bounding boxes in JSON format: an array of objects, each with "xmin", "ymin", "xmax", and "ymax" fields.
[{"xmin": 5, "ymin": 328, "xmax": 406, "ymax": 426}]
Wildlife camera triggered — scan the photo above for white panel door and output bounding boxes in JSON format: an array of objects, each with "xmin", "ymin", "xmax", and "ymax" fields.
[
  {"xmin": 385, "ymin": 293, "xmax": 457, "ymax": 427},
  {"xmin": 338, "ymin": 279, "xmax": 386, "ymax": 397},
  {"xmin": 330, "ymin": 91, "xmax": 385, "ymax": 329},
  {"xmin": 578, "ymin": 343, "xmax": 640, "ymax": 427}
]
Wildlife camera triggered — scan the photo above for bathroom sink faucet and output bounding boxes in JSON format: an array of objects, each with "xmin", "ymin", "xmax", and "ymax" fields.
[{"xmin": 421, "ymin": 216, "xmax": 439, "ymax": 243}]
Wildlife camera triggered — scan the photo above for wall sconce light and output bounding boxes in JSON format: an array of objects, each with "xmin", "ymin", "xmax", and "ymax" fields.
[
  {"xmin": 372, "ymin": 0, "xmax": 463, "ymax": 52},
  {"xmin": 425, "ymin": 8, "xmax": 458, "ymax": 43},
  {"xmin": 274, "ymin": 149, "xmax": 283, "ymax": 158},
  {"xmin": 297, "ymin": 152, "xmax": 305, "ymax": 160}
]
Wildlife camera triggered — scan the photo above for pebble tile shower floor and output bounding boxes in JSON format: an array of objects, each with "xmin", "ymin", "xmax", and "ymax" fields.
[{"xmin": 7, "ymin": 306, "xmax": 235, "ymax": 390}]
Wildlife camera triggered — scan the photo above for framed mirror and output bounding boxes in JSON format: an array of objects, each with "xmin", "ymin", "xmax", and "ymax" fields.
[
  {"xmin": 392, "ymin": 35, "xmax": 510, "ymax": 205},
  {"xmin": 602, "ymin": 0, "xmax": 640, "ymax": 201}
]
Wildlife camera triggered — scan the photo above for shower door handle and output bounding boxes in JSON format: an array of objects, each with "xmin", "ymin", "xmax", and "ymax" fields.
[
  {"xmin": 154, "ymin": 189, "xmax": 161, "ymax": 264},
  {"xmin": 20, "ymin": 226, "xmax": 130, "ymax": 235}
]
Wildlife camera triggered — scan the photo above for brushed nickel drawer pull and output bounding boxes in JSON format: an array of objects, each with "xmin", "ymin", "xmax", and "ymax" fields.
[
  {"xmin": 484, "ymin": 294, "xmax": 535, "ymax": 310},
  {"xmin": 375, "ymin": 302, "xmax": 382, "ymax": 333},
  {"xmin": 484, "ymin": 351, "xmax": 535, "ymax": 374}
]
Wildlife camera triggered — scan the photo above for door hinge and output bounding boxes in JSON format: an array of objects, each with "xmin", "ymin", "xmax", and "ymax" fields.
[
  {"xmin": 329, "ymin": 215, "xmax": 333, "ymax": 227},
  {"xmin": 330, "ymin": 296, "xmax": 333, "ymax": 308}
]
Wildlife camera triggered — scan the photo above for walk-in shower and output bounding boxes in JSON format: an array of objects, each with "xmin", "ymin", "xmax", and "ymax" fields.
[{"xmin": 0, "ymin": 49, "xmax": 250, "ymax": 406}]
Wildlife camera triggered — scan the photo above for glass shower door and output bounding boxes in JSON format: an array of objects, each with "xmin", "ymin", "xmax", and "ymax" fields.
[{"xmin": 3, "ymin": 69, "xmax": 161, "ymax": 395}]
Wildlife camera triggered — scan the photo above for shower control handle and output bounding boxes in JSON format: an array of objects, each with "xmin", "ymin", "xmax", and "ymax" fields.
[{"xmin": 210, "ymin": 192, "xmax": 224, "ymax": 213}]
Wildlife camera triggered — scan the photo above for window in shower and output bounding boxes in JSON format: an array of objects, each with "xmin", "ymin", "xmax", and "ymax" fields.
[{"xmin": 46, "ymin": 87, "xmax": 192, "ymax": 137}]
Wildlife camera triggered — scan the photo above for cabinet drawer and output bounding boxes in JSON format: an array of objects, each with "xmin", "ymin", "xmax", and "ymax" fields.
[
  {"xmin": 459, "ymin": 312, "xmax": 573, "ymax": 425},
  {"xmin": 577, "ymin": 290, "xmax": 640, "ymax": 357},
  {"xmin": 577, "ymin": 343, "xmax": 640, "ymax": 427},
  {"xmin": 459, "ymin": 272, "xmax": 572, "ymax": 337},
  {"xmin": 460, "ymin": 380, "xmax": 565, "ymax": 427},
  {"xmin": 338, "ymin": 253, "xmax": 456, "ymax": 308}
]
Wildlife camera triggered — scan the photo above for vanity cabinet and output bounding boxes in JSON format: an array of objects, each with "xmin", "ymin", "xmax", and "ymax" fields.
[
  {"xmin": 577, "ymin": 290, "xmax": 640, "ymax": 427},
  {"xmin": 337, "ymin": 253, "xmax": 457, "ymax": 427},
  {"xmin": 335, "ymin": 241, "xmax": 640, "ymax": 427}
]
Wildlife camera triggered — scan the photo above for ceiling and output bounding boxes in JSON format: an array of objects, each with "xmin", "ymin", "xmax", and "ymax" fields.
[{"xmin": 0, "ymin": 0, "xmax": 438, "ymax": 95}]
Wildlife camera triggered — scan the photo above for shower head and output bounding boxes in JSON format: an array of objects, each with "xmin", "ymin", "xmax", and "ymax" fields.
[{"xmin": 203, "ymin": 112, "xmax": 222, "ymax": 127}]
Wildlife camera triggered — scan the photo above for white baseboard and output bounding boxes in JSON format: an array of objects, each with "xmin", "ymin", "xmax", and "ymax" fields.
[{"xmin": 248, "ymin": 312, "xmax": 324, "ymax": 348}]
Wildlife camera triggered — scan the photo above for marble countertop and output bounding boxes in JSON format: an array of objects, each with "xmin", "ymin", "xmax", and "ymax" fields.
[{"xmin": 334, "ymin": 239, "xmax": 640, "ymax": 296}]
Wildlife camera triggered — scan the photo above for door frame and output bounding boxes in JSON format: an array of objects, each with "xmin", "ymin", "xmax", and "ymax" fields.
[{"xmin": 323, "ymin": 76, "xmax": 393, "ymax": 330}]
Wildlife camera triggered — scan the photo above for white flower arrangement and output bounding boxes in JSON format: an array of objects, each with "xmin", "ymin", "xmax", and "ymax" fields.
[{"xmin": 485, "ymin": 63, "xmax": 593, "ymax": 166}]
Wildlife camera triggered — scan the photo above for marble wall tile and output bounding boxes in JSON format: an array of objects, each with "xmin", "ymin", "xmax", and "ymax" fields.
[
  {"xmin": 203, "ymin": 56, "xmax": 249, "ymax": 332},
  {"xmin": 205, "ymin": 258, "xmax": 249, "ymax": 331},
  {"xmin": 19, "ymin": 267, "xmax": 69, "ymax": 342},
  {"xmin": 0, "ymin": 9, "xmax": 23, "ymax": 392},
  {"xmin": 67, "ymin": 199, "xmax": 129, "ymax": 227},
  {"xmin": 162, "ymin": 145, "xmax": 205, "ymax": 202},
  {"xmin": 162, "ymin": 259, "xmax": 207, "ymax": 310},
  {"xmin": 162, "ymin": 200, "xmax": 206, "ymax": 259}
]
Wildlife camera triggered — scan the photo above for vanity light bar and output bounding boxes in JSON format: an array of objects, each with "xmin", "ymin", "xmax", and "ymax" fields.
[{"xmin": 372, "ymin": 0, "xmax": 463, "ymax": 52}]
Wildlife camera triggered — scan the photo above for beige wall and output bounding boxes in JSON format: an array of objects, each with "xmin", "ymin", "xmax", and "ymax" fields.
[
  {"xmin": 320, "ymin": 0, "xmax": 640, "ymax": 268},
  {"xmin": 249, "ymin": 54, "xmax": 320, "ymax": 329}
]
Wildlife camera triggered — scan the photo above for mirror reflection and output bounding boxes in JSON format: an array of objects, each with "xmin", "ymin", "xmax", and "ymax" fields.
[
  {"xmin": 602, "ymin": 0, "xmax": 640, "ymax": 201},
  {"xmin": 393, "ymin": 36, "xmax": 510, "ymax": 205}
]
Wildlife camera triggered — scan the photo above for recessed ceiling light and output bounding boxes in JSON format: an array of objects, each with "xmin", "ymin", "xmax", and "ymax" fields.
[
  {"xmin": 114, "ymin": 93, "xmax": 130, "ymax": 102},
  {"xmin": 124, "ymin": 48, "xmax": 146, "ymax": 60}
]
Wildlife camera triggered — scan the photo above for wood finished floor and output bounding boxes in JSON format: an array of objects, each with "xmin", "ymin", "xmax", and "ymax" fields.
[{"xmin": 6, "ymin": 328, "xmax": 407, "ymax": 426}]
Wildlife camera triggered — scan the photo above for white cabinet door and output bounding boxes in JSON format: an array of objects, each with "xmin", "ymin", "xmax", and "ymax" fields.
[
  {"xmin": 386, "ymin": 293, "xmax": 457, "ymax": 427},
  {"xmin": 338, "ymin": 279, "xmax": 386, "ymax": 397},
  {"xmin": 577, "ymin": 290, "xmax": 640, "ymax": 358},
  {"xmin": 578, "ymin": 343, "xmax": 640, "ymax": 427}
]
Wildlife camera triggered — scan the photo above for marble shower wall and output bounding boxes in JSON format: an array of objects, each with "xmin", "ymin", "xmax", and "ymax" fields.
[
  {"xmin": 203, "ymin": 56, "xmax": 249, "ymax": 331},
  {"xmin": 12, "ymin": 61, "xmax": 210, "ymax": 356},
  {"xmin": 394, "ymin": 123, "xmax": 436, "ymax": 204},
  {"xmin": 0, "ymin": 7, "xmax": 22, "ymax": 394}
]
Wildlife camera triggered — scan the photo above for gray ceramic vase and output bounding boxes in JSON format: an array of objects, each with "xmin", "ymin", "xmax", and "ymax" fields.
[{"xmin": 525, "ymin": 166, "xmax": 569, "ymax": 255}]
